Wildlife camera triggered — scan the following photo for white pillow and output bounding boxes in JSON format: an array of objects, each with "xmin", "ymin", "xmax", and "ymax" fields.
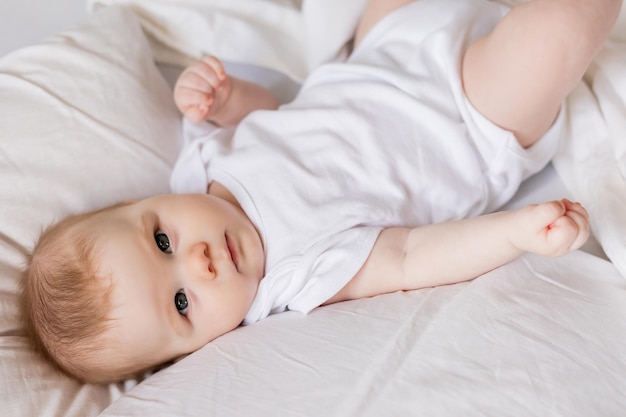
[
  {"xmin": 87, "ymin": 0, "xmax": 370, "ymax": 82},
  {"xmin": 89, "ymin": 0, "xmax": 309, "ymax": 80},
  {"xmin": 0, "ymin": 6, "xmax": 181, "ymax": 416}
]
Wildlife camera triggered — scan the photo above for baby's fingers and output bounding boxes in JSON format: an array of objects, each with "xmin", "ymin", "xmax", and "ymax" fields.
[
  {"xmin": 176, "ymin": 87, "xmax": 214, "ymax": 123},
  {"xmin": 183, "ymin": 106, "xmax": 209, "ymax": 124},
  {"xmin": 182, "ymin": 56, "xmax": 226, "ymax": 91},
  {"xmin": 176, "ymin": 69, "xmax": 220, "ymax": 96},
  {"xmin": 562, "ymin": 199, "xmax": 588, "ymax": 222},
  {"xmin": 199, "ymin": 56, "xmax": 227, "ymax": 82},
  {"xmin": 562, "ymin": 200, "xmax": 590, "ymax": 251}
]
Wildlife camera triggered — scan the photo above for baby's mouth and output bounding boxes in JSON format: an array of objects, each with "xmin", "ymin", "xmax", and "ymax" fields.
[{"xmin": 225, "ymin": 234, "xmax": 239, "ymax": 271}]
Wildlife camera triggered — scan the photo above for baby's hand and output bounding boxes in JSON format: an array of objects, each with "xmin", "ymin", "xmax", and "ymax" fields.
[
  {"xmin": 174, "ymin": 56, "xmax": 231, "ymax": 123},
  {"xmin": 509, "ymin": 199, "xmax": 590, "ymax": 257}
]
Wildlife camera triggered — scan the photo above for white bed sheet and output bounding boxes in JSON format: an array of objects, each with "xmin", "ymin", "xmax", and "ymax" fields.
[{"xmin": 1, "ymin": 1, "xmax": 625, "ymax": 417}]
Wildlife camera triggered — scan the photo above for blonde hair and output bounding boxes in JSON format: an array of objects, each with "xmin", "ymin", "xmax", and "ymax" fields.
[{"xmin": 19, "ymin": 205, "xmax": 154, "ymax": 383}]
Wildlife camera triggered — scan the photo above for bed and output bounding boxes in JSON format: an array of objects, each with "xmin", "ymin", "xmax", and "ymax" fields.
[{"xmin": 1, "ymin": 1, "xmax": 626, "ymax": 416}]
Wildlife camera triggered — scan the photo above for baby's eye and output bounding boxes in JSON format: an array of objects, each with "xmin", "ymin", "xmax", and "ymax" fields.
[
  {"xmin": 155, "ymin": 230, "xmax": 171, "ymax": 253},
  {"xmin": 175, "ymin": 290, "xmax": 189, "ymax": 315}
]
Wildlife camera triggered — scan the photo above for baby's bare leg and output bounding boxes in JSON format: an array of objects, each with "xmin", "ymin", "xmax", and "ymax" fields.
[
  {"xmin": 463, "ymin": 0, "xmax": 622, "ymax": 148},
  {"xmin": 354, "ymin": 0, "xmax": 414, "ymax": 48}
]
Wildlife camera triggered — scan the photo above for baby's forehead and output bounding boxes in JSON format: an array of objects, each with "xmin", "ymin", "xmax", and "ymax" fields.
[
  {"xmin": 84, "ymin": 203, "xmax": 136, "ymax": 230},
  {"xmin": 65, "ymin": 207, "xmax": 135, "ymax": 256}
]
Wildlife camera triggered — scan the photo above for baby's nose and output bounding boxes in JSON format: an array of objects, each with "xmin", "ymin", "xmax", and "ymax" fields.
[{"xmin": 186, "ymin": 242, "xmax": 216, "ymax": 279}]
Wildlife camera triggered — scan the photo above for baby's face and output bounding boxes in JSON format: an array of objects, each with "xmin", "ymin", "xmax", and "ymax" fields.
[{"xmin": 91, "ymin": 193, "xmax": 265, "ymax": 367}]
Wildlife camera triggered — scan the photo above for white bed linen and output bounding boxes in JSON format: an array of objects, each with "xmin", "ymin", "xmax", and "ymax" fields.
[
  {"xmin": 1, "ymin": 1, "xmax": 625, "ymax": 416},
  {"xmin": 552, "ymin": 42, "xmax": 626, "ymax": 278},
  {"xmin": 87, "ymin": 0, "xmax": 368, "ymax": 82}
]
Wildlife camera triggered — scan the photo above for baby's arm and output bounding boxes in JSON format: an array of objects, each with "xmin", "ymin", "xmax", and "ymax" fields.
[
  {"xmin": 174, "ymin": 56, "xmax": 280, "ymax": 127},
  {"xmin": 326, "ymin": 200, "xmax": 589, "ymax": 303},
  {"xmin": 462, "ymin": 0, "xmax": 622, "ymax": 147}
]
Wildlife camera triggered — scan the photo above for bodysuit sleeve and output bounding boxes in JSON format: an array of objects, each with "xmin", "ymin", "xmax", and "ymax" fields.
[
  {"xmin": 243, "ymin": 225, "xmax": 382, "ymax": 324},
  {"xmin": 170, "ymin": 119, "xmax": 235, "ymax": 194}
]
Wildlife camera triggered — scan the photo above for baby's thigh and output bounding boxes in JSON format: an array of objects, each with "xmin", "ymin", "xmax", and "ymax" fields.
[{"xmin": 462, "ymin": 0, "xmax": 612, "ymax": 148}]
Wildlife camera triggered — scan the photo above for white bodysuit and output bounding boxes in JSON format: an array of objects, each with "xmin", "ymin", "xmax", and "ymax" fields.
[{"xmin": 170, "ymin": 0, "xmax": 564, "ymax": 324}]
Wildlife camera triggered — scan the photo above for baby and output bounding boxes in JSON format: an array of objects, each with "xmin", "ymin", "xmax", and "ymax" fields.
[{"xmin": 20, "ymin": 0, "xmax": 619, "ymax": 384}]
